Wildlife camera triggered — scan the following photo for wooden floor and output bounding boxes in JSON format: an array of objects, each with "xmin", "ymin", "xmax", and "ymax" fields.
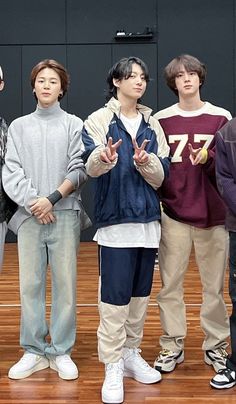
[{"xmin": 0, "ymin": 242, "xmax": 234, "ymax": 403}]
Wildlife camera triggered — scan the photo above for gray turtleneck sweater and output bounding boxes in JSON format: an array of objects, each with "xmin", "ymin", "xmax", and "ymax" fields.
[{"xmin": 2, "ymin": 102, "xmax": 87, "ymax": 232}]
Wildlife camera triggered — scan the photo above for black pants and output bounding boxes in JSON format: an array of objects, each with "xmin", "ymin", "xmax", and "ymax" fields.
[{"xmin": 227, "ymin": 231, "xmax": 236, "ymax": 371}]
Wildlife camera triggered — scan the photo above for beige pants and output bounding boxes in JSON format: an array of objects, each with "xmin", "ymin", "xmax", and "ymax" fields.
[
  {"xmin": 97, "ymin": 280, "xmax": 150, "ymax": 363},
  {"xmin": 157, "ymin": 212, "xmax": 229, "ymax": 352}
]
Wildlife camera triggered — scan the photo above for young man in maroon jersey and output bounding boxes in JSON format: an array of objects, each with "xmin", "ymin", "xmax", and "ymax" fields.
[{"xmin": 153, "ymin": 54, "xmax": 231, "ymax": 374}]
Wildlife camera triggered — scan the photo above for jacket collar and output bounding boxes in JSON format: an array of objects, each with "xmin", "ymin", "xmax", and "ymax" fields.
[{"xmin": 106, "ymin": 97, "xmax": 152, "ymax": 123}]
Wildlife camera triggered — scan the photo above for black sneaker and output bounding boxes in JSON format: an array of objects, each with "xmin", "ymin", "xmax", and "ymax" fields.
[
  {"xmin": 204, "ymin": 348, "xmax": 228, "ymax": 372},
  {"xmin": 210, "ymin": 368, "xmax": 236, "ymax": 389}
]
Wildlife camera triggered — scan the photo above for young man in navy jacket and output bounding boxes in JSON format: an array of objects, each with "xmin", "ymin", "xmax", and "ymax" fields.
[{"xmin": 82, "ymin": 56, "xmax": 170, "ymax": 404}]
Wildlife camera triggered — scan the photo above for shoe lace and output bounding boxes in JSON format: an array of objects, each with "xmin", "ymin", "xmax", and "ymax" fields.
[
  {"xmin": 216, "ymin": 347, "xmax": 228, "ymax": 359},
  {"xmin": 106, "ymin": 362, "xmax": 123, "ymax": 387},
  {"xmin": 158, "ymin": 349, "xmax": 173, "ymax": 358}
]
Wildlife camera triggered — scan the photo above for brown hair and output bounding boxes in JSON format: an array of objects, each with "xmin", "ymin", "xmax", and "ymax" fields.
[
  {"xmin": 164, "ymin": 54, "xmax": 207, "ymax": 96},
  {"xmin": 30, "ymin": 59, "xmax": 70, "ymax": 99}
]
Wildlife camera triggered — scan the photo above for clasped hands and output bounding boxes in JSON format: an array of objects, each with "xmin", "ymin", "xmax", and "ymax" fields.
[
  {"xmin": 30, "ymin": 197, "xmax": 56, "ymax": 224},
  {"xmin": 100, "ymin": 136, "xmax": 150, "ymax": 165}
]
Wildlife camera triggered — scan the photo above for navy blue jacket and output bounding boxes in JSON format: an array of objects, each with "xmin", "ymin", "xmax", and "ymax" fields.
[{"xmin": 82, "ymin": 98, "xmax": 170, "ymax": 228}]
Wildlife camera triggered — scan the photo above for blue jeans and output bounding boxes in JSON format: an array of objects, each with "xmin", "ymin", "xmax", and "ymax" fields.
[
  {"xmin": 17, "ymin": 210, "xmax": 81, "ymax": 356},
  {"xmin": 227, "ymin": 231, "xmax": 236, "ymax": 370}
]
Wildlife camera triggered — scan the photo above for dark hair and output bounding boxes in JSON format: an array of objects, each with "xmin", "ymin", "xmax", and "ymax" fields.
[
  {"xmin": 30, "ymin": 59, "xmax": 70, "ymax": 100},
  {"xmin": 164, "ymin": 54, "xmax": 207, "ymax": 96},
  {"xmin": 106, "ymin": 56, "xmax": 149, "ymax": 100}
]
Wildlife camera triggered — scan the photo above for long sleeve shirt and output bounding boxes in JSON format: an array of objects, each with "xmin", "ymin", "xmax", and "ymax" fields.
[
  {"xmin": 216, "ymin": 118, "xmax": 236, "ymax": 231},
  {"xmin": 154, "ymin": 102, "xmax": 232, "ymax": 228},
  {"xmin": 2, "ymin": 102, "xmax": 87, "ymax": 232}
]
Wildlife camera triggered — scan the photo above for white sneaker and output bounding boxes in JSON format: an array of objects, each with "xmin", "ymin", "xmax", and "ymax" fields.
[
  {"xmin": 123, "ymin": 347, "xmax": 161, "ymax": 384},
  {"xmin": 204, "ymin": 348, "xmax": 228, "ymax": 372},
  {"xmin": 8, "ymin": 352, "xmax": 49, "ymax": 379},
  {"xmin": 210, "ymin": 368, "xmax": 236, "ymax": 389},
  {"xmin": 154, "ymin": 349, "xmax": 184, "ymax": 373},
  {"xmin": 102, "ymin": 358, "xmax": 124, "ymax": 404},
  {"xmin": 49, "ymin": 354, "xmax": 79, "ymax": 380}
]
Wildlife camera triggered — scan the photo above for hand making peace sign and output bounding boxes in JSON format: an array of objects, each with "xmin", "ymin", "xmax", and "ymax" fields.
[
  {"xmin": 100, "ymin": 136, "xmax": 123, "ymax": 163},
  {"xmin": 133, "ymin": 138, "xmax": 150, "ymax": 165}
]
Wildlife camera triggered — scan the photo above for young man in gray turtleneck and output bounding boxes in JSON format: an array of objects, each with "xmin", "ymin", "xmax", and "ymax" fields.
[{"xmin": 2, "ymin": 59, "xmax": 89, "ymax": 381}]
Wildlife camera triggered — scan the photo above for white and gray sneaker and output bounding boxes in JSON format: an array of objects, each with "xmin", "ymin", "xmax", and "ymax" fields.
[
  {"xmin": 8, "ymin": 352, "xmax": 49, "ymax": 379},
  {"xmin": 123, "ymin": 347, "xmax": 161, "ymax": 384},
  {"xmin": 49, "ymin": 354, "xmax": 79, "ymax": 380},
  {"xmin": 102, "ymin": 358, "xmax": 124, "ymax": 404},
  {"xmin": 204, "ymin": 347, "xmax": 228, "ymax": 372},
  {"xmin": 154, "ymin": 349, "xmax": 184, "ymax": 373},
  {"xmin": 210, "ymin": 367, "xmax": 236, "ymax": 389}
]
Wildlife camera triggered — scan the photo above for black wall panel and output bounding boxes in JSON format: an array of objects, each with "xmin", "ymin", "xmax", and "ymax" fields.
[
  {"xmin": 0, "ymin": 0, "xmax": 236, "ymax": 242},
  {"xmin": 66, "ymin": 0, "xmax": 157, "ymax": 44},
  {"xmin": 67, "ymin": 44, "xmax": 112, "ymax": 240},
  {"xmin": 67, "ymin": 44, "xmax": 112, "ymax": 119},
  {"xmin": 0, "ymin": 46, "xmax": 22, "ymax": 124},
  {"xmin": 157, "ymin": 0, "xmax": 234, "ymax": 115},
  {"xmin": 0, "ymin": 0, "xmax": 66, "ymax": 44}
]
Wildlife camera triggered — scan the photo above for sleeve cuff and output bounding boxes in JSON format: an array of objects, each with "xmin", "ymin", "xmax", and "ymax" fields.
[{"xmin": 200, "ymin": 148, "xmax": 208, "ymax": 164}]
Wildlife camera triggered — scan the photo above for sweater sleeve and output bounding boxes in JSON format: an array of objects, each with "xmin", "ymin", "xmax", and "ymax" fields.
[
  {"xmin": 82, "ymin": 108, "xmax": 117, "ymax": 177},
  {"xmin": 215, "ymin": 130, "xmax": 236, "ymax": 216},
  {"xmin": 65, "ymin": 116, "xmax": 88, "ymax": 188},
  {"xmin": 2, "ymin": 122, "xmax": 38, "ymax": 213}
]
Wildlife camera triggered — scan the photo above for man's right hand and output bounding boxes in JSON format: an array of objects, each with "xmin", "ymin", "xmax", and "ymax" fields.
[{"xmin": 100, "ymin": 136, "xmax": 122, "ymax": 163}]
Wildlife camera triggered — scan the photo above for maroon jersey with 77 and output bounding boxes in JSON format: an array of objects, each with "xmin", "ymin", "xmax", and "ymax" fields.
[{"xmin": 154, "ymin": 102, "xmax": 232, "ymax": 228}]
